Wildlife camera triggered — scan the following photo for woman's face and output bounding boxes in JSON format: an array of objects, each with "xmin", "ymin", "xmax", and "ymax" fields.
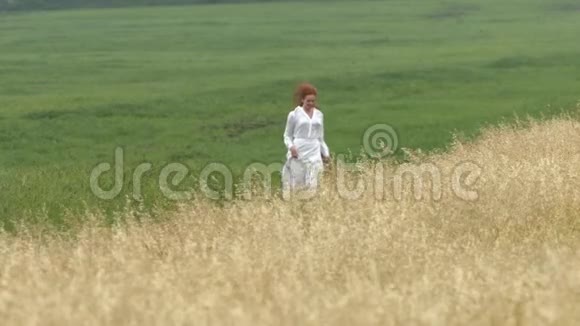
[{"xmin": 302, "ymin": 94, "xmax": 316, "ymax": 109}]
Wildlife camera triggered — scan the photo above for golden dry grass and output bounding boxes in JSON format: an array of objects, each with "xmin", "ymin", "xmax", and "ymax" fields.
[{"xmin": 1, "ymin": 114, "xmax": 580, "ymax": 325}]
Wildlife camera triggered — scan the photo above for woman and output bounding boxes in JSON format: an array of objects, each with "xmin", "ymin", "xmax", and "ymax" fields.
[{"xmin": 282, "ymin": 83, "xmax": 330, "ymax": 194}]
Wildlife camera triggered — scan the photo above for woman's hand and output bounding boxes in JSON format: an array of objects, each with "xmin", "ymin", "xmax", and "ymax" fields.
[{"xmin": 290, "ymin": 146, "xmax": 298, "ymax": 158}]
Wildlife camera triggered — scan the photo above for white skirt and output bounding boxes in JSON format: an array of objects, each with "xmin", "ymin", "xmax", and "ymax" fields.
[{"xmin": 281, "ymin": 138, "xmax": 324, "ymax": 194}]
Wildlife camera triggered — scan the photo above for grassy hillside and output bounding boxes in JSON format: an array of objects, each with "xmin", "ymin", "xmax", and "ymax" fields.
[
  {"xmin": 1, "ymin": 0, "xmax": 580, "ymax": 227},
  {"xmin": 0, "ymin": 0, "xmax": 267, "ymax": 11}
]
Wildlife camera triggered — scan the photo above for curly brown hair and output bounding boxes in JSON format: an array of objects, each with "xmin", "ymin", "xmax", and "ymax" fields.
[{"xmin": 293, "ymin": 82, "xmax": 318, "ymax": 107}]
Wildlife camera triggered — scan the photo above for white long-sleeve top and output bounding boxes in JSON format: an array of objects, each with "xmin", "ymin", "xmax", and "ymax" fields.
[{"xmin": 283, "ymin": 106, "xmax": 330, "ymax": 162}]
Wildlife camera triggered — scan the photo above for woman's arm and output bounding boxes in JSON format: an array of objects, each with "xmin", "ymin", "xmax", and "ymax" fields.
[
  {"xmin": 284, "ymin": 111, "xmax": 296, "ymax": 150},
  {"xmin": 319, "ymin": 113, "xmax": 330, "ymax": 159}
]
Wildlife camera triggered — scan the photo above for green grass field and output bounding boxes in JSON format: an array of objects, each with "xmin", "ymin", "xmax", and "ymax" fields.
[{"xmin": 1, "ymin": 0, "xmax": 579, "ymax": 228}]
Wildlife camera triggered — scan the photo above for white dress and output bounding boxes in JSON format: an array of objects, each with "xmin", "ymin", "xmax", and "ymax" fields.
[{"xmin": 282, "ymin": 106, "xmax": 330, "ymax": 192}]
